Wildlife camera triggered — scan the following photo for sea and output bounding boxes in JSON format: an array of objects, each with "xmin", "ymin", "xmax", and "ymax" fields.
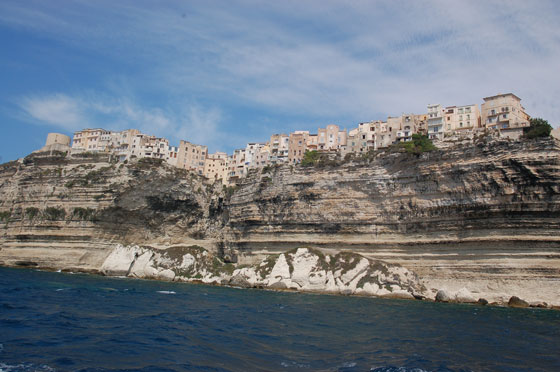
[{"xmin": 0, "ymin": 267, "xmax": 559, "ymax": 372}]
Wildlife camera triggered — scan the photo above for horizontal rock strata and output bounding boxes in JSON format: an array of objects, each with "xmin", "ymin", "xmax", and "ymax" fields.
[{"xmin": 1, "ymin": 138, "xmax": 559, "ymax": 306}]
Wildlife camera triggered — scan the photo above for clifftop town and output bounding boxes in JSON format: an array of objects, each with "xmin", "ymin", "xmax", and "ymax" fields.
[
  {"xmin": 1, "ymin": 134, "xmax": 559, "ymax": 307},
  {"xmin": 36, "ymin": 93, "xmax": 535, "ymax": 186}
]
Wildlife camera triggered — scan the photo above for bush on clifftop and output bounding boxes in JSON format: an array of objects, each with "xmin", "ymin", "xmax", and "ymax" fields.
[
  {"xmin": 399, "ymin": 134, "xmax": 437, "ymax": 155},
  {"xmin": 524, "ymin": 118, "xmax": 552, "ymax": 139}
]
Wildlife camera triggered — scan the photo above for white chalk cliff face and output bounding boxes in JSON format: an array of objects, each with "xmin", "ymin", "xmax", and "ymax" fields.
[
  {"xmin": 101, "ymin": 246, "xmax": 424, "ymax": 299},
  {"xmin": 1, "ymin": 137, "xmax": 560, "ymax": 308}
]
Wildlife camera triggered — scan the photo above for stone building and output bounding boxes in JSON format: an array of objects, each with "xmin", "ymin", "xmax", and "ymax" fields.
[
  {"xmin": 204, "ymin": 152, "xmax": 228, "ymax": 183},
  {"xmin": 444, "ymin": 104, "xmax": 481, "ymax": 133},
  {"xmin": 288, "ymin": 131, "xmax": 309, "ymax": 164},
  {"xmin": 35, "ymin": 133, "xmax": 72, "ymax": 153},
  {"xmin": 269, "ymin": 134, "xmax": 290, "ymax": 163},
  {"xmin": 71, "ymin": 128, "xmax": 112, "ymax": 152},
  {"xmin": 481, "ymin": 93, "xmax": 529, "ymax": 139},
  {"xmin": 176, "ymin": 140, "xmax": 207, "ymax": 175}
]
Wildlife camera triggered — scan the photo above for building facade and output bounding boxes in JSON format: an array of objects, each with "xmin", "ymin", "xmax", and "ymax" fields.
[
  {"xmin": 481, "ymin": 93, "xmax": 529, "ymax": 138},
  {"xmin": 427, "ymin": 104, "xmax": 445, "ymax": 141},
  {"xmin": 176, "ymin": 140, "xmax": 207, "ymax": 175}
]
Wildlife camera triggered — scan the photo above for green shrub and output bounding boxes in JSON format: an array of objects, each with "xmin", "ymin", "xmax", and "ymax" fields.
[
  {"xmin": 25, "ymin": 207, "xmax": 40, "ymax": 220},
  {"xmin": 399, "ymin": 134, "xmax": 437, "ymax": 155},
  {"xmin": 301, "ymin": 150, "xmax": 320, "ymax": 167},
  {"xmin": 524, "ymin": 118, "xmax": 552, "ymax": 139},
  {"xmin": 72, "ymin": 207, "xmax": 96, "ymax": 221},
  {"xmin": 0, "ymin": 211, "xmax": 11, "ymax": 223},
  {"xmin": 43, "ymin": 207, "xmax": 66, "ymax": 220}
]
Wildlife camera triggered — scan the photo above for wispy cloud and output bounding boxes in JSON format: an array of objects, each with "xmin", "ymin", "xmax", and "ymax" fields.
[
  {"xmin": 2, "ymin": 0, "xmax": 560, "ymax": 154},
  {"xmin": 20, "ymin": 94, "xmax": 87, "ymax": 131},
  {"xmin": 17, "ymin": 92, "xmax": 231, "ymax": 150}
]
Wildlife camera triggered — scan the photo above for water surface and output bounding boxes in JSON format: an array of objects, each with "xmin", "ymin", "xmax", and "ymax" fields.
[{"xmin": 1, "ymin": 267, "xmax": 559, "ymax": 371}]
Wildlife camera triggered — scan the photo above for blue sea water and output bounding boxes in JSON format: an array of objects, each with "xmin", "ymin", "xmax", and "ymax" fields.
[{"xmin": 1, "ymin": 267, "xmax": 559, "ymax": 372}]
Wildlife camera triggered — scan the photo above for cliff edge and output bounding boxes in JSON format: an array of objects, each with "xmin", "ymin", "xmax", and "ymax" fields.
[{"xmin": 1, "ymin": 137, "xmax": 559, "ymax": 307}]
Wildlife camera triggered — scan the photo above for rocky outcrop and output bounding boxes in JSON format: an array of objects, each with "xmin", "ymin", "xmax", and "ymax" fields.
[
  {"xmin": 1, "ymin": 138, "xmax": 560, "ymax": 306},
  {"xmin": 99, "ymin": 245, "xmax": 423, "ymax": 298}
]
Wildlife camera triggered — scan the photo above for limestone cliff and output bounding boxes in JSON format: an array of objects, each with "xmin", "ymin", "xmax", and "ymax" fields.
[{"xmin": 1, "ymin": 137, "xmax": 559, "ymax": 306}]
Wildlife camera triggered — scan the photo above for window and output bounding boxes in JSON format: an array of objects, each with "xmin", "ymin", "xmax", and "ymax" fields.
[{"xmin": 503, "ymin": 114, "xmax": 507, "ymax": 119}]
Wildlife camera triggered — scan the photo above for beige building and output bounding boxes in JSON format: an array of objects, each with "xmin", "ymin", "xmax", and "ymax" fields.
[
  {"xmin": 414, "ymin": 114, "xmax": 428, "ymax": 135},
  {"xmin": 317, "ymin": 124, "xmax": 347, "ymax": 151},
  {"xmin": 394, "ymin": 114, "xmax": 419, "ymax": 143},
  {"xmin": 176, "ymin": 140, "xmax": 207, "ymax": 175},
  {"xmin": 166, "ymin": 146, "xmax": 179, "ymax": 166},
  {"xmin": 481, "ymin": 93, "xmax": 529, "ymax": 138},
  {"xmin": 269, "ymin": 134, "xmax": 290, "ymax": 163},
  {"xmin": 204, "ymin": 152, "xmax": 228, "ymax": 183},
  {"xmin": 35, "ymin": 133, "xmax": 71, "ymax": 153},
  {"xmin": 244, "ymin": 143, "xmax": 267, "ymax": 168},
  {"xmin": 444, "ymin": 104, "xmax": 481, "ymax": 133},
  {"xmin": 252, "ymin": 145, "xmax": 271, "ymax": 169},
  {"xmin": 288, "ymin": 131, "xmax": 309, "ymax": 164},
  {"xmin": 340, "ymin": 127, "xmax": 368, "ymax": 156},
  {"xmin": 228, "ymin": 149, "xmax": 246, "ymax": 182},
  {"xmin": 72, "ymin": 128, "xmax": 112, "ymax": 152}
]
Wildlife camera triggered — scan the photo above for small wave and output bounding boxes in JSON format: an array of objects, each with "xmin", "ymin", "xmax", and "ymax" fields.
[
  {"xmin": 280, "ymin": 361, "xmax": 310, "ymax": 369},
  {"xmin": 370, "ymin": 367, "xmax": 428, "ymax": 372},
  {"xmin": 55, "ymin": 288, "xmax": 67, "ymax": 292},
  {"xmin": 157, "ymin": 291, "xmax": 176, "ymax": 295},
  {"xmin": 0, "ymin": 362, "xmax": 55, "ymax": 372}
]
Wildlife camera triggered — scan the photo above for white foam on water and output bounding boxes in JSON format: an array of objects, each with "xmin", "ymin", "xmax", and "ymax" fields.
[
  {"xmin": 56, "ymin": 270, "xmax": 61, "ymax": 273},
  {"xmin": 0, "ymin": 362, "xmax": 55, "ymax": 372},
  {"xmin": 370, "ymin": 367, "xmax": 428, "ymax": 372},
  {"xmin": 156, "ymin": 290, "xmax": 176, "ymax": 295},
  {"xmin": 280, "ymin": 361, "xmax": 310, "ymax": 369}
]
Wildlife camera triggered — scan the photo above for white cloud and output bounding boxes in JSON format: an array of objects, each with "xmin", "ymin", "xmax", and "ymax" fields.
[
  {"xmin": 20, "ymin": 94, "xmax": 86, "ymax": 131},
  {"xmin": 17, "ymin": 92, "xmax": 232, "ymax": 151},
  {"xmin": 4, "ymin": 0, "xmax": 560, "ymax": 147}
]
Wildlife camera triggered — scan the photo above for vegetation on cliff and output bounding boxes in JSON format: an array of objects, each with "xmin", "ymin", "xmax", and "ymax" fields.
[
  {"xmin": 399, "ymin": 134, "xmax": 437, "ymax": 155},
  {"xmin": 524, "ymin": 117, "xmax": 553, "ymax": 139}
]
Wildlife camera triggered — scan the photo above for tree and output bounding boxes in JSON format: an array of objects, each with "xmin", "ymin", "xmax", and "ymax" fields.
[
  {"xmin": 524, "ymin": 118, "xmax": 552, "ymax": 139},
  {"xmin": 301, "ymin": 150, "xmax": 320, "ymax": 167},
  {"xmin": 400, "ymin": 134, "xmax": 437, "ymax": 155}
]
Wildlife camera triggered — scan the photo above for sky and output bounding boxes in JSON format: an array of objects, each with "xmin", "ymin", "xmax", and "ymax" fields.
[{"xmin": 1, "ymin": 0, "xmax": 559, "ymax": 162}]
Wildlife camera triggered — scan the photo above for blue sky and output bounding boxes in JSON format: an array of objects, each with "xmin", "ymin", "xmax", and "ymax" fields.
[{"xmin": 1, "ymin": 0, "xmax": 559, "ymax": 162}]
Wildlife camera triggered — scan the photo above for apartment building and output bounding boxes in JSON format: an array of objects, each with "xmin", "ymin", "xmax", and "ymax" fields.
[
  {"xmin": 269, "ymin": 134, "xmax": 290, "ymax": 163},
  {"xmin": 444, "ymin": 104, "xmax": 481, "ymax": 133},
  {"xmin": 244, "ymin": 143, "xmax": 267, "ymax": 168},
  {"xmin": 288, "ymin": 131, "xmax": 309, "ymax": 164},
  {"xmin": 414, "ymin": 114, "xmax": 428, "ymax": 135},
  {"xmin": 481, "ymin": 93, "xmax": 529, "ymax": 139},
  {"xmin": 228, "ymin": 149, "xmax": 246, "ymax": 181},
  {"xmin": 340, "ymin": 127, "xmax": 368, "ymax": 156},
  {"xmin": 176, "ymin": 140, "xmax": 207, "ymax": 175},
  {"xmin": 204, "ymin": 152, "xmax": 228, "ymax": 183},
  {"xmin": 71, "ymin": 128, "xmax": 112, "ymax": 151},
  {"xmin": 394, "ymin": 114, "xmax": 418, "ymax": 143},
  {"xmin": 166, "ymin": 146, "xmax": 179, "ymax": 166},
  {"xmin": 317, "ymin": 124, "xmax": 347, "ymax": 151},
  {"xmin": 427, "ymin": 104, "xmax": 445, "ymax": 141}
]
